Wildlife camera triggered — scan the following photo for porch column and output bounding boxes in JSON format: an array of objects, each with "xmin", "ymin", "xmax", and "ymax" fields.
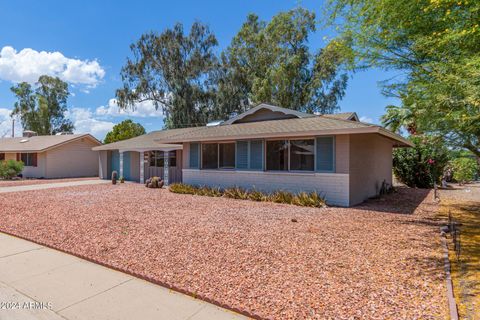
[
  {"xmin": 139, "ymin": 151, "xmax": 145, "ymax": 184},
  {"xmin": 119, "ymin": 151, "xmax": 124, "ymax": 178},
  {"xmin": 163, "ymin": 151, "xmax": 169, "ymax": 186}
]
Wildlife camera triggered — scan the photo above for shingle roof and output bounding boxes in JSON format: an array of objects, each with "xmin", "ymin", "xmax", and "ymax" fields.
[
  {"xmin": 93, "ymin": 106, "xmax": 413, "ymax": 151},
  {"xmin": 322, "ymin": 112, "xmax": 359, "ymax": 121},
  {"xmin": 0, "ymin": 134, "xmax": 100, "ymax": 152},
  {"xmin": 160, "ymin": 115, "xmax": 376, "ymax": 142},
  {"xmin": 92, "ymin": 127, "xmax": 201, "ymax": 151}
]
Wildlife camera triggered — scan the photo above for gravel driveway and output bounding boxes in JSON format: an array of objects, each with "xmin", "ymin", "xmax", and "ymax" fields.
[
  {"xmin": 0, "ymin": 177, "xmax": 97, "ymax": 188},
  {"xmin": 0, "ymin": 184, "xmax": 448, "ymax": 319}
]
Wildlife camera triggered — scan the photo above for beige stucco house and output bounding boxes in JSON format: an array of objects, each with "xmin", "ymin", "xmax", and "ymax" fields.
[
  {"xmin": 93, "ymin": 104, "xmax": 413, "ymax": 206},
  {"xmin": 0, "ymin": 133, "xmax": 101, "ymax": 179}
]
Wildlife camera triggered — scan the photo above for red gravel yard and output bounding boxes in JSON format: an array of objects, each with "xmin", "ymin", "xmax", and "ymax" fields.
[
  {"xmin": 0, "ymin": 177, "xmax": 97, "ymax": 188},
  {"xmin": 0, "ymin": 184, "xmax": 447, "ymax": 319}
]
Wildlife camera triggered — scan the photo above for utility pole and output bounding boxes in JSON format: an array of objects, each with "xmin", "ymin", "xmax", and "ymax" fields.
[{"xmin": 12, "ymin": 118, "xmax": 15, "ymax": 137}]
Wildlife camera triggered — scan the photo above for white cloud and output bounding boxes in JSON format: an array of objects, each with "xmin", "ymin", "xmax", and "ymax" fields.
[
  {"xmin": 0, "ymin": 46, "xmax": 105, "ymax": 86},
  {"xmin": 359, "ymin": 116, "xmax": 373, "ymax": 123},
  {"xmin": 95, "ymin": 98, "xmax": 164, "ymax": 118},
  {"xmin": 67, "ymin": 108, "xmax": 115, "ymax": 140}
]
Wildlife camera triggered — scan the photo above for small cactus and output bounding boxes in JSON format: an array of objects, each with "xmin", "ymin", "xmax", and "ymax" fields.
[
  {"xmin": 145, "ymin": 176, "xmax": 164, "ymax": 188},
  {"xmin": 111, "ymin": 171, "xmax": 118, "ymax": 185},
  {"xmin": 119, "ymin": 176, "xmax": 125, "ymax": 183}
]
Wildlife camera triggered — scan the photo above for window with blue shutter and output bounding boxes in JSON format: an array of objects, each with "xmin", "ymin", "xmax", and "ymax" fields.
[
  {"xmin": 249, "ymin": 140, "xmax": 264, "ymax": 170},
  {"xmin": 236, "ymin": 141, "xmax": 249, "ymax": 169},
  {"xmin": 316, "ymin": 137, "xmax": 335, "ymax": 172},
  {"xmin": 189, "ymin": 142, "xmax": 200, "ymax": 168}
]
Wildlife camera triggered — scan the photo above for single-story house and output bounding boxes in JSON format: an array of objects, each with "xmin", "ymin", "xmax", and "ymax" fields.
[
  {"xmin": 0, "ymin": 133, "xmax": 101, "ymax": 179},
  {"xmin": 93, "ymin": 104, "xmax": 413, "ymax": 206}
]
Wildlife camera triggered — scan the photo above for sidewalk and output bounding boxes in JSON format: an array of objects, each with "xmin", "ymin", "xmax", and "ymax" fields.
[
  {"xmin": 0, "ymin": 233, "xmax": 247, "ymax": 320},
  {"xmin": 0, "ymin": 179, "xmax": 110, "ymax": 193}
]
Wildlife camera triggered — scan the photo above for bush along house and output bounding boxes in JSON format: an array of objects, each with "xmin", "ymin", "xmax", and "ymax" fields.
[{"xmin": 93, "ymin": 104, "xmax": 413, "ymax": 206}]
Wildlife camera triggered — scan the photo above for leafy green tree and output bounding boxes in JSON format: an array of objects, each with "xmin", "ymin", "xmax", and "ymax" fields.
[
  {"xmin": 327, "ymin": 0, "xmax": 480, "ymax": 157},
  {"xmin": 104, "ymin": 119, "xmax": 146, "ymax": 144},
  {"xmin": 451, "ymin": 158, "xmax": 478, "ymax": 184},
  {"xmin": 220, "ymin": 8, "xmax": 349, "ymax": 115},
  {"xmin": 11, "ymin": 75, "xmax": 74, "ymax": 135},
  {"xmin": 116, "ymin": 22, "xmax": 219, "ymax": 129},
  {"xmin": 393, "ymin": 136, "xmax": 450, "ymax": 188}
]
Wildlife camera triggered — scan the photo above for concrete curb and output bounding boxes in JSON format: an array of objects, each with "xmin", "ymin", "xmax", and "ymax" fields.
[{"xmin": 440, "ymin": 228, "xmax": 459, "ymax": 320}]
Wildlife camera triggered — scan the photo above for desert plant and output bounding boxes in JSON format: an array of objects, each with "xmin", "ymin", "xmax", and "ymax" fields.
[
  {"xmin": 0, "ymin": 160, "xmax": 24, "ymax": 179},
  {"xmin": 223, "ymin": 187, "xmax": 249, "ymax": 200},
  {"xmin": 111, "ymin": 171, "xmax": 118, "ymax": 184},
  {"xmin": 169, "ymin": 183, "xmax": 197, "ymax": 194},
  {"xmin": 145, "ymin": 176, "xmax": 164, "ymax": 188},
  {"xmin": 270, "ymin": 190, "xmax": 294, "ymax": 204},
  {"xmin": 451, "ymin": 158, "xmax": 478, "ymax": 184},
  {"xmin": 119, "ymin": 176, "xmax": 125, "ymax": 183},
  {"xmin": 248, "ymin": 189, "xmax": 268, "ymax": 202}
]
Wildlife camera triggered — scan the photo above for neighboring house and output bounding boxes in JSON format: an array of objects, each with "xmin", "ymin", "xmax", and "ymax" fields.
[
  {"xmin": 0, "ymin": 133, "xmax": 101, "ymax": 179},
  {"xmin": 93, "ymin": 104, "xmax": 413, "ymax": 206}
]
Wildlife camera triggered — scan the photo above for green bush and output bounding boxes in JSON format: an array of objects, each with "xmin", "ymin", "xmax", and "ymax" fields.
[
  {"xmin": 451, "ymin": 158, "xmax": 478, "ymax": 184},
  {"xmin": 393, "ymin": 135, "xmax": 449, "ymax": 188},
  {"xmin": 169, "ymin": 183, "xmax": 327, "ymax": 208},
  {"xmin": 0, "ymin": 160, "xmax": 24, "ymax": 179}
]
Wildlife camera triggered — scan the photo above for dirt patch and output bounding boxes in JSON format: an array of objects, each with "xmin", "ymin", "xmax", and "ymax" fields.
[{"xmin": 0, "ymin": 184, "xmax": 448, "ymax": 319}]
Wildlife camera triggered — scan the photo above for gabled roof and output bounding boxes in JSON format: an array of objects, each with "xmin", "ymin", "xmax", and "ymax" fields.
[
  {"xmin": 0, "ymin": 134, "xmax": 101, "ymax": 153},
  {"xmin": 322, "ymin": 112, "xmax": 359, "ymax": 121},
  {"xmin": 159, "ymin": 115, "xmax": 412, "ymax": 147},
  {"xmin": 222, "ymin": 103, "xmax": 314, "ymax": 125},
  {"xmin": 93, "ymin": 104, "xmax": 413, "ymax": 150}
]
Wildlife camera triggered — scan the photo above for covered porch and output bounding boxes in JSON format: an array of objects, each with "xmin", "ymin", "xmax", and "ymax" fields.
[{"xmin": 98, "ymin": 143, "xmax": 183, "ymax": 186}]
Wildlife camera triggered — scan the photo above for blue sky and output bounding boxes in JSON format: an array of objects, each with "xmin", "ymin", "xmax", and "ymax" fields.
[{"xmin": 0, "ymin": 0, "xmax": 399, "ymax": 140}]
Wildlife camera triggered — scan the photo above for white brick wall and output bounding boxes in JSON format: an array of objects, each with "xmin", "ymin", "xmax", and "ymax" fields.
[{"xmin": 182, "ymin": 169, "xmax": 350, "ymax": 206}]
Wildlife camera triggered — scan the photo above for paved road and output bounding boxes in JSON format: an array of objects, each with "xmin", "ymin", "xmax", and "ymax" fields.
[
  {"xmin": 0, "ymin": 179, "xmax": 109, "ymax": 193},
  {"xmin": 0, "ymin": 233, "xmax": 247, "ymax": 320}
]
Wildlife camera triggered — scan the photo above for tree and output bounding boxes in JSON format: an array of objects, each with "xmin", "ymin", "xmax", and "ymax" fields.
[
  {"xmin": 451, "ymin": 158, "xmax": 478, "ymax": 184},
  {"xmin": 220, "ymin": 8, "xmax": 349, "ymax": 116},
  {"xmin": 116, "ymin": 22, "xmax": 220, "ymax": 129},
  {"xmin": 10, "ymin": 76, "xmax": 74, "ymax": 135},
  {"xmin": 104, "ymin": 120, "xmax": 146, "ymax": 144},
  {"xmin": 393, "ymin": 135, "xmax": 450, "ymax": 188},
  {"xmin": 327, "ymin": 0, "xmax": 480, "ymax": 157}
]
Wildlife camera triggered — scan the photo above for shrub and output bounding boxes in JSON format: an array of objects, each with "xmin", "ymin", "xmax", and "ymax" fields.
[
  {"xmin": 270, "ymin": 190, "xmax": 294, "ymax": 204},
  {"xmin": 169, "ymin": 183, "xmax": 328, "ymax": 208},
  {"xmin": 393, "ymin": 135, "xmax": 449, "ymax": 188},
  {"xmin": 451, "ymin": 158, "xmax": 478, "ymax": 184},
  {"xmin": 169, "ymin": 183, "xmax": 197, "ymax": 194},
  {"xmin": 248, "ymin": 189, "xmax": 268, "ymax": 201},
  {"xmin": 224, "ymin": 187, "xmax": 249, "ymax": 200},
  {"xmin": 0, "ymin": 160, "xmax": 24, "ymax": 179}
]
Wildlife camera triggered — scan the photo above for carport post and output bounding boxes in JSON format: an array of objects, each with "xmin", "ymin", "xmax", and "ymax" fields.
[
  {"xmin": 119, "ymin": 151, "xmax": 124, "ymax": 179},
  {"xmin": 163, "ymin": 151, "xmax": 169, "ymax": 186},
  {"xmin": 140, "ymin": 151, "xmax": 145, "ymax": 184}
]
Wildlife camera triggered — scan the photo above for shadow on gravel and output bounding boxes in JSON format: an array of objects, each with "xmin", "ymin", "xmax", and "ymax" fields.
[{"xmin": 351, "ymin": 187, "xmax": 431, "ymax": 215}]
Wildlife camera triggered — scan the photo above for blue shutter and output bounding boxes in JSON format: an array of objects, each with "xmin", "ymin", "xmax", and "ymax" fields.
[
  {"xmin": 189, "ymin": 143, "xmax": 200, "ymax": 168},
  {"xmin": 249, "ymin": 140, "xmax": 263, "ymax": 170},
  {"xmin": 236, "ymin": 141, "xmax": 249, "ymax": 169},
  {"xmin": 316, "ymin": 137, "xmax": 335, "ymax": 172}
]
